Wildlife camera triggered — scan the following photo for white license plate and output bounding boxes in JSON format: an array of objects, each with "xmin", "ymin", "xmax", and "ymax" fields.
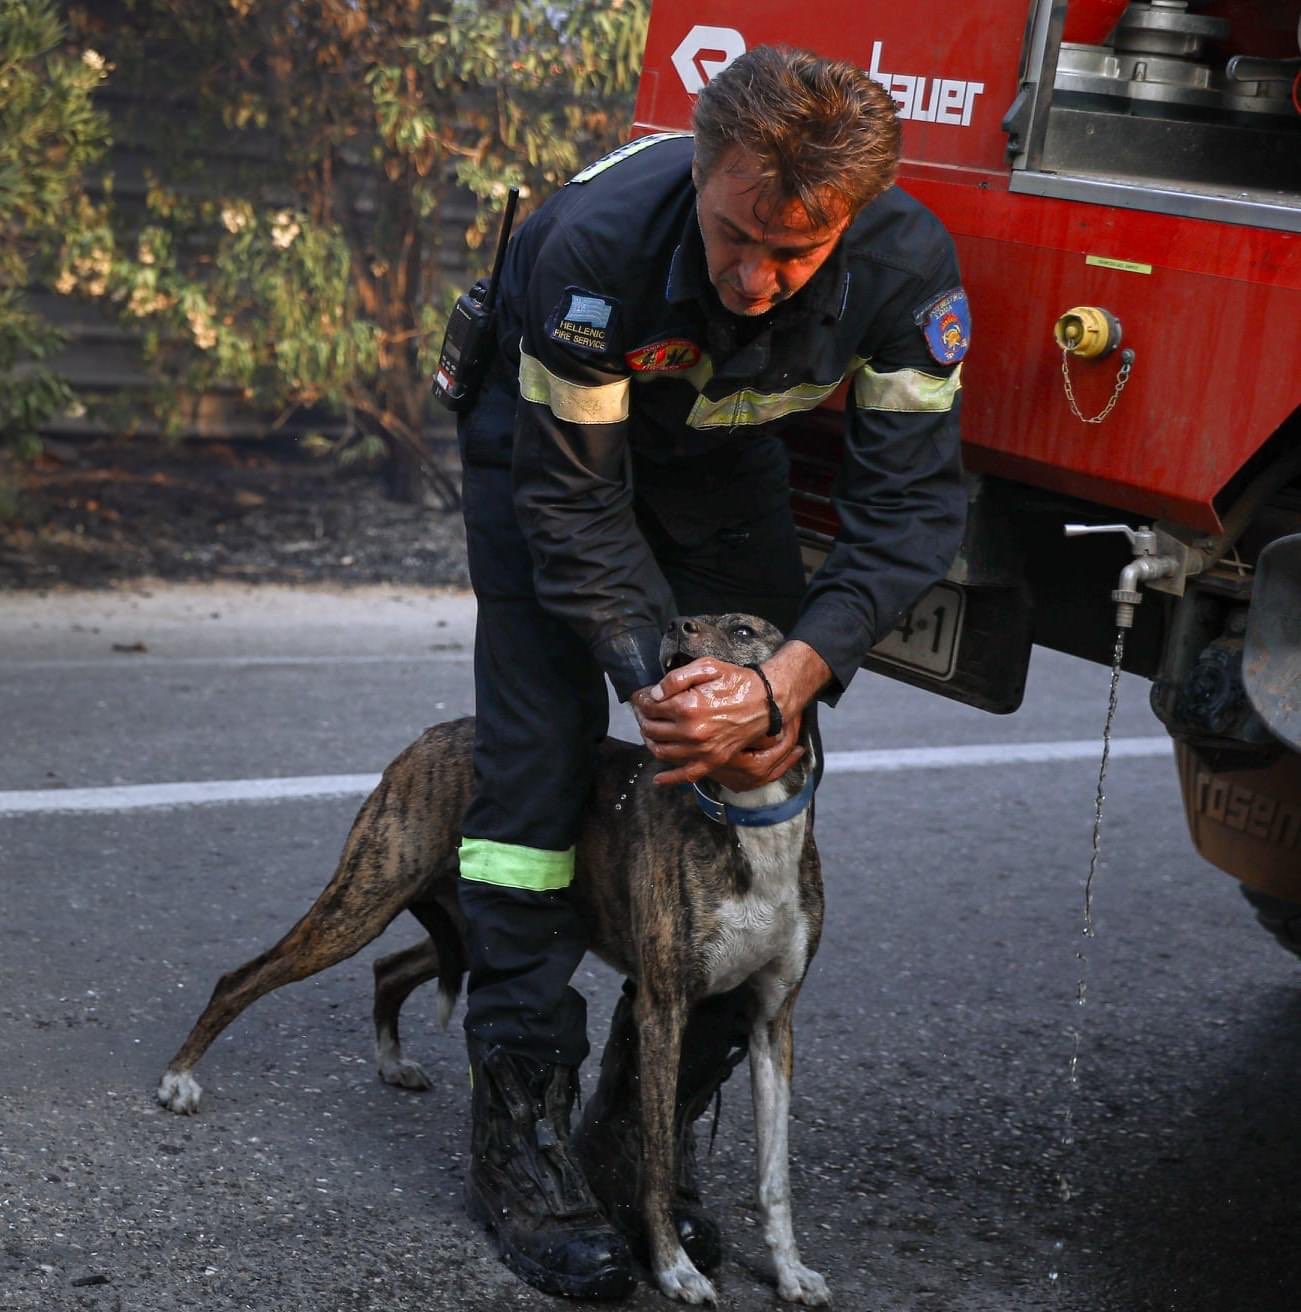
[{"xmin": 869, "ymin": 582, "xmax": 965, "ymax": 680}]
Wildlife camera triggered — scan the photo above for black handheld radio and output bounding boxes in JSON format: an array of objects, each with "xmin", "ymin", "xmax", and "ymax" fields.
[{"xmin": 431, "ymin": 187, "xmax": 520, "ymax": 413}]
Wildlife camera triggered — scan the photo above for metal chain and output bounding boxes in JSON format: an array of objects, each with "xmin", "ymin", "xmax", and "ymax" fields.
[{"xmin": 1061, "ymin": 347, "xmax": 1133, "ymax": 424}]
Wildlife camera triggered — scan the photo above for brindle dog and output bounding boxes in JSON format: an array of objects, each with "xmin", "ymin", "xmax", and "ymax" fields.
[{"xmin": 156, "ymin": 614, "xmax": 827, "ymax": 1306}]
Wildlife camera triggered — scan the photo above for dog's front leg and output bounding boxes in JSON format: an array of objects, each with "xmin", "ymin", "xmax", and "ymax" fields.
[
  {"xmin": 637, "ymin": 1000, "xmax": 717, "ymax": 1305},
  {"xmin": 750, "ymin": 991, "xmax": 830, "ymax": 1306}
]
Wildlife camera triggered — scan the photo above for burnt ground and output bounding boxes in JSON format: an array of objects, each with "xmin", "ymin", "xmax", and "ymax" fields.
[{"xmin": 0, "ymin": 437, "xmax": 470, "ymax": 592}]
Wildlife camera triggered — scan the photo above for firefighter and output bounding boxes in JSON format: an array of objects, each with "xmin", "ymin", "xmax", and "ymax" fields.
[{"xmin": 453, "ymin": 44, "xmax": 968, "ymax": 1298}]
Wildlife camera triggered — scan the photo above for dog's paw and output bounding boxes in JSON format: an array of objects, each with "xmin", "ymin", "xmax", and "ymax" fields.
[
  {"xmin": 776, "ymin": 1261, "xmax": 831, "ymax": 1306},
  {"xmin": 655, "ymin": 1254, "xmax": 717, "ymax": 1306},
  {"xmin": 156, "ymin": 1070, "xmax": 203, "ymax": 1115},
  {"xmin": 377, "ymin": 1056, "xmax": 432, "ymax": 1091}
]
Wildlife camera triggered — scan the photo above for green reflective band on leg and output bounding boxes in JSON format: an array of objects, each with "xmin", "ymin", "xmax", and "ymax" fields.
[{"xmin": 458, "ymin": 837, "xmax": 576, "ymax": 891}]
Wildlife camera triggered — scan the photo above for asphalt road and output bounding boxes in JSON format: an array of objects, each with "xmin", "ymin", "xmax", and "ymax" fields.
[{"xmin": 2, "ymin": 585, "xmax": 1298, "ymax": 1312}]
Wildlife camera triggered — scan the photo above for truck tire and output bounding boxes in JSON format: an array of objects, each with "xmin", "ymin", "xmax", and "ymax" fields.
[
  {"xmin": 1239, "ymin": 887, "xmax": 1301, "ymax": 961},
  {"xmin": 1174, "ymin": 741, "xmax": 1301, "ymax": 959},
  {"xmin": 1175, "ymin": 742, "xmax": 1301, "ymax": 891}
]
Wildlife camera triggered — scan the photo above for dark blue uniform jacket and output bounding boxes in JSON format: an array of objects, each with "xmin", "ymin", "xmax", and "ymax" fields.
[{"xmin": 488, "ymin": 133, "xmax": 968, "ymax": 702}]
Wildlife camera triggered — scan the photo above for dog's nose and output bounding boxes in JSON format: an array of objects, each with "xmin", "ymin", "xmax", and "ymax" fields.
[{"xmin": 668, "ymin": 617, "xmax": 699, "ymax": 637}]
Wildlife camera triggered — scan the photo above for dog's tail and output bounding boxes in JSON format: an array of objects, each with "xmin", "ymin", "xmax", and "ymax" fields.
[
  {"xmin": 435, "ymin": 982, "xmax": 458, "ymax": 1031},
  {"xmin": 409, "ymin": 898, "xmax": 466, "ymax": 1031}
]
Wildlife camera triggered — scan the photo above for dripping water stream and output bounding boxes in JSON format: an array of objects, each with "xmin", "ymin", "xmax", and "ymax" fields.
[{"xmin": 1049, "ymin": 627, "xmax": 1127, "ymax": 1294}]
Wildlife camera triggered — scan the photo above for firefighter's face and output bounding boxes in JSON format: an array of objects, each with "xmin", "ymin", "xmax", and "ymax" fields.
[{"xmin": 693, "ymin": 148, "xmax": 850, "ymax": 318}]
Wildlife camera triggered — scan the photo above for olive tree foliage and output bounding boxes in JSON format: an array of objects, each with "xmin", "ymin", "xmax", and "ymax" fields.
[
  {"xmin": 59, "ymin": 0, "xmax": 649, "ymax": 504},
  {"xmin": 0, "ymin": 0, "xmax": 109, "ymax": 457}
]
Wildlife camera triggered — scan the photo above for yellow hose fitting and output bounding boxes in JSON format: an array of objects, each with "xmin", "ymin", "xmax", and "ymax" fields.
[{"xmin": 1053, "ymin": 306, "xmax": 1123, "ymax": 359}]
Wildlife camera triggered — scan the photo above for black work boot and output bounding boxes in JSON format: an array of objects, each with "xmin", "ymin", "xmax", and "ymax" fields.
[
  {"xmin": 465, "ymin": 1039, "xmax": 635, "ymax": 1300},
  {"xmin": 573, "ymin": 987, "xmax": 749, "ymax": 1274}
]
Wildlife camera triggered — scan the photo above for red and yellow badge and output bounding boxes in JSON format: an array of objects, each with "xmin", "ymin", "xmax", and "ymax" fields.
[{"xmin": 624, "ymin": 338, "xmax": 702, "ymax": 373}]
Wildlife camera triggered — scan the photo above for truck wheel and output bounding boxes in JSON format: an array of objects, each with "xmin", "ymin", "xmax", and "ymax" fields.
[
  {"xmin": 1174, "ymin": 741, "xmax": 1301, "ymax": 959},
  {"xmin": 1174, "ymin": 740, "xmax": 1301, "ymax": 894},
  {"xmin": 1239, "ymin": 887, "xmax": 1301, "ymax": 961}
]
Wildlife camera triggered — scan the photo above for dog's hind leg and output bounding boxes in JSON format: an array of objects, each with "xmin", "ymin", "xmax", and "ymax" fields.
[
  {"xmin": 749, "ymin": 991, "xmax": 829, "ymax": 1306},
  {"xmin": 373, "ymin": 939, "xmax": 439, "ymax": 1089},
  {"xmin": 158, "ymin": 900, "xmax": 402, "ymax": 1113},
  {"xmin": 373, "ymin": 896, "xmax": 466, "ymax": 1089},
  {"xmin": 156, "ymin": 723, "xmax": 474, "ymax": 1115},
  {"xmin": 157, "ymin": 835, "xmax": 426, "ymax": 1113}
]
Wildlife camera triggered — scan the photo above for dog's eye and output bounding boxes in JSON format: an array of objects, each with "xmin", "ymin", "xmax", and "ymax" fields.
[{"xmin": 730, "ymin": 624, "xmax": 754, "ymax": 640}]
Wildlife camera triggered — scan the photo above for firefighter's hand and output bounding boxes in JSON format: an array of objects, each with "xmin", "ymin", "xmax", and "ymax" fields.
[{"xmin": 631, "ymin": 660, "xmax": 804, "ymax": 790}]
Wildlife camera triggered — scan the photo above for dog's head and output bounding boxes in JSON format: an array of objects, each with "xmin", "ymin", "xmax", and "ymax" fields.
[{"xmin": 659, "ymin": 613, "xmax": 784, "ymax": 674}]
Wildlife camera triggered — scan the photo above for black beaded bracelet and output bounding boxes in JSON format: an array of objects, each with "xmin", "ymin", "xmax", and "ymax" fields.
[{"xmin": 746, "ymin": 663, "xmax": 783, "ymax": 738}]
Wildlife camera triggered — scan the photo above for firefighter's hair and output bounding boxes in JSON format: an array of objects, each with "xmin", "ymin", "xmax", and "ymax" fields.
[{"xmin": 692, "ymin": 45, "xmax": 900, "ymax": 225}]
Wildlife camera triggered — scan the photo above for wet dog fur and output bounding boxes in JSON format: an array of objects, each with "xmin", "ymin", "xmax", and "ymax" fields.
[{"xmin": 156, "ymin": 613, "xmax": 827, "ymax": 1305}]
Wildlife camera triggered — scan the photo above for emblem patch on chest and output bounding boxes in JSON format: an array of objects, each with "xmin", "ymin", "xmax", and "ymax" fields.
[
  {"xmin": 915, "ymin": 287, "xmax": 971, "ymax": 365},
  {"xmin": 624, "ymin": 337, "xmax": 702, "ymax": 373},
  {"xmin": 547, "ymin": 287, "xmax": 619, "ymax": 356}
]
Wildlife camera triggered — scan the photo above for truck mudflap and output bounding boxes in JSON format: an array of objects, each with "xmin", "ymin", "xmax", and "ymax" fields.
[
  {"xmin": 1175, "ymin": 742, "xmax": 1301, "ymax": 902},
  {"xmin": 862, "ymin": 581, "xmax": 1033, "ymax": 715},
  {"xmin": 1243, "ymin": 533, "xmax": 1301, "ymax": 753}
]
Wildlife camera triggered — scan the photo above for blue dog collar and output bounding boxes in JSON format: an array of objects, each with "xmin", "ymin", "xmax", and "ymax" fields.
[{"xmin": 687, "ymin": 768, "xmax": 816, "ymax": 828}]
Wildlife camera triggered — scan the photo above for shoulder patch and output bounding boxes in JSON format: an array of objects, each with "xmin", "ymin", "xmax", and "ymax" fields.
[
  {"xmin": 624, "ymin": 338, "xmax": 702, "ymax": 373},
  {"xmin": 567, "ymin": 132, "xmax": 691, "ymax": 185},
  {"xmin": 914, "ymin": 287, "xmax": 971, "ymax": 365},
  {"xmin": 546, "ymin": 287, "xmax": 620, "ymax": 356}
]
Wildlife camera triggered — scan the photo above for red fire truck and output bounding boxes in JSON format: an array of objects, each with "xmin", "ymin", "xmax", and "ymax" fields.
[{"xmin": 632, "ymin": 1, "xmax": 1301, "ymax": 950}]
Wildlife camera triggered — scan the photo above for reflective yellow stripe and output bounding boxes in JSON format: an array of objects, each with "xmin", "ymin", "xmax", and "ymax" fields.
[
  {"xmin": 569, "ymin": 132, "xmax": 691, "ymax": 184},
  {"xmin": 854, "ymin": 362, "xmax": 962, "ymax": 413},
  {"xmin": 519, "ymin": 350, "xmax": 629, "ymax": 425},
  {"xmin": 686, "ymin": 376, "xmax": 846, "ymax": 430},
  {"xmin": 458, "ymin": 837, "xmax": 575, "ymax": 891}
]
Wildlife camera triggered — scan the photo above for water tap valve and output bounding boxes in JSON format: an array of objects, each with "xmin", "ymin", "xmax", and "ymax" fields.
[{"xmin": 1063, "ymin": 523, "xmax": 1184, "ymax": 629}]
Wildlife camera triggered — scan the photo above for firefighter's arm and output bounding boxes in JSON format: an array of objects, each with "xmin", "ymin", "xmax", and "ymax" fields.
[
  {"xmin": 786, "ymin": 256, "xmax": 969, "ymax": 701},
  {"xmin": 511, "ymin": 239, "xmax": 676, "ymax": 701}
]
